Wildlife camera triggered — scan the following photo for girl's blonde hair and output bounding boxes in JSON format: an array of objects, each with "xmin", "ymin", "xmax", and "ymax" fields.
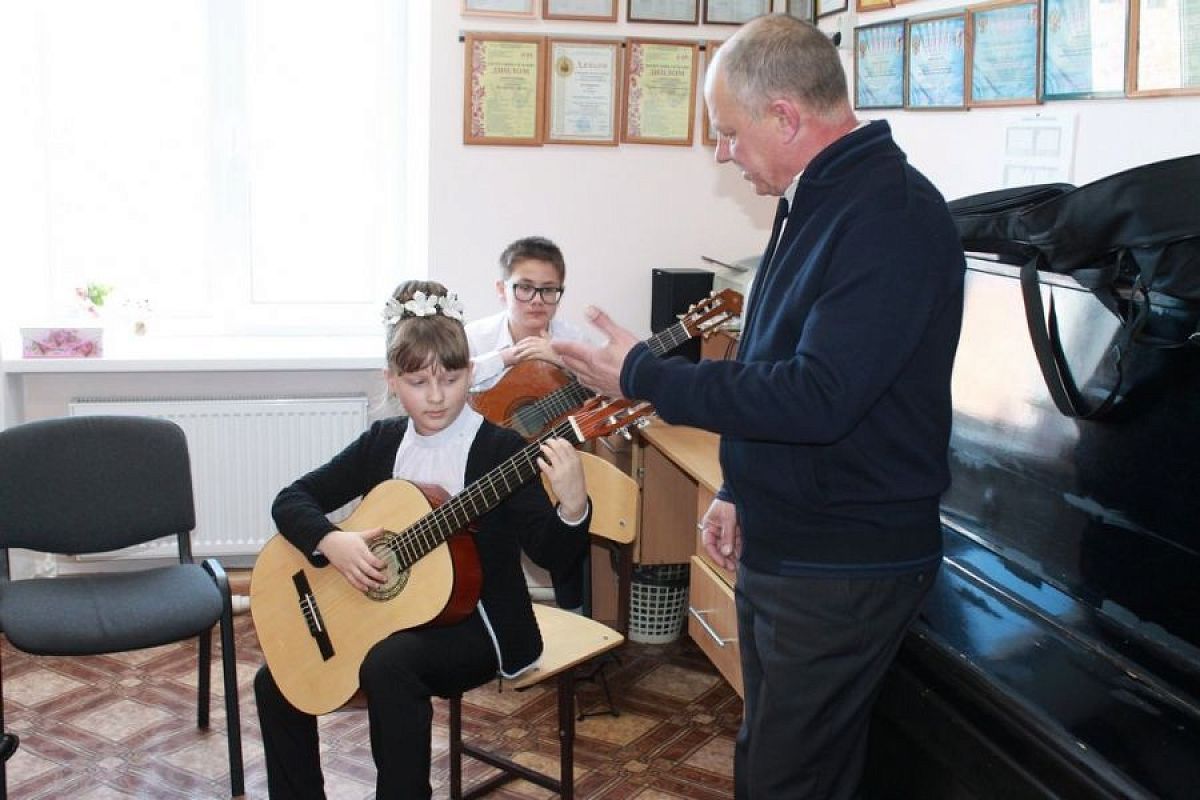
[{"xmin": 384, "ymin": 280, "xmax": 470, "ymax": 374}]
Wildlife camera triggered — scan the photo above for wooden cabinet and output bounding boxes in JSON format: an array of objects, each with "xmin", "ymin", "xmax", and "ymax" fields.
[
  {"xmin": 635, "ymin": 420, "xmax": 743, "ymax": 696},
  {"xmin": 688, "ymin": 555, "xmax": 742, "ymax": 695}
]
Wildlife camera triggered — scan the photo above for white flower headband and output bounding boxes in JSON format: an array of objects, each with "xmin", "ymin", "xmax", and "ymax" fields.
[{"xmin": 381, "ymin": 291, "xmax": 465, "ymax": 326}]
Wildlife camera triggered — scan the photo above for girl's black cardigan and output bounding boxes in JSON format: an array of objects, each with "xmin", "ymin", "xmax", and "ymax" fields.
[{"xmin": 271, "ymin": 416, "xmax": 591, "ymax": 675}]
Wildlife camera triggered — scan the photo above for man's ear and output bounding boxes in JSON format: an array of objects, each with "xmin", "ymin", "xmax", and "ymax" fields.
[
  {"xmin": 495, "ymin": 278, "xmax": 508, "ymax": 304},
  {"xmin": 770, "ymin": 98, "xmax": 803, "ymax": 141}
]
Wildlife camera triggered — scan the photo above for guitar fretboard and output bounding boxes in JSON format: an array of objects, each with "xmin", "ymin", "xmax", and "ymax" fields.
[
  {"xmin": 506, "ymin": 317, "xmax": 696, "ymax": 436},
  {"xmin": 646, "ymin": 318, "xmax": 693, "ymax": 357},
  {"xmin": 382, "ymin": 417, "xmax": 580, "ymax": 569}
]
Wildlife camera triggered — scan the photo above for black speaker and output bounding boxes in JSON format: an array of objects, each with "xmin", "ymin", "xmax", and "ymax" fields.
[{"xmin": 651, "ymin": 267, "xmax": 714, "ymax": 362}]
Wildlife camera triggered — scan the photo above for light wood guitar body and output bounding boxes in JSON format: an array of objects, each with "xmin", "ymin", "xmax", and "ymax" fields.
[
  {"xmin": 249, "ymin": 397, "xmax": 656, "ymax": 715},
  {"xmin": 250, "ymin": 480, "xmax": 480, "ymax": 715}
]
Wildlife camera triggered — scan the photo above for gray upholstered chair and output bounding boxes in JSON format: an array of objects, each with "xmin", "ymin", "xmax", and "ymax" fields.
[{"xmin": 0, "ymin": 415, "xmax": 244, "ymax": 798}]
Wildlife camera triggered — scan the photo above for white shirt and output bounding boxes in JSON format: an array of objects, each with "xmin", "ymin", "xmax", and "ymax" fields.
[
  {"xmin": 464, "ymin": 310, "xmax": 598, "ymax": 391},
  {"xmin": 391, "ymin": 405, "xmax": 484, "ymax": 493}
]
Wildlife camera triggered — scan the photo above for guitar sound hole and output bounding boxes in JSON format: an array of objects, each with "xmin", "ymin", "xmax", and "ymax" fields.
[
  {"xmin": 364, "ymin": 542, "xmax": 409, "ymax": 601},
  {"xmin": 511, "ymin": 406, "xmax": 540, "ymax": 439}
]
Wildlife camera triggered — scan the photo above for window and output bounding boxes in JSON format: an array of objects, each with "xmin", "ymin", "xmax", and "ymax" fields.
[{"xmin": 2, "ymin": 0, "xmax": 413, "ymax": 335}]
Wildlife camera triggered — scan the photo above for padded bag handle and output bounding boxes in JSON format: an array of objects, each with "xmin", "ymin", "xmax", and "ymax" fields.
[
  {"xmin": 949, "ymin": 183, "xmax": 1076, "ymax": 264},
  {"xmin": 1019, "ymin": 155, "xmax": 1200, "ymax": 276},
  {"xmin": 1014, "ymin": 155, "xmax": 1200, "ymax": 418}
]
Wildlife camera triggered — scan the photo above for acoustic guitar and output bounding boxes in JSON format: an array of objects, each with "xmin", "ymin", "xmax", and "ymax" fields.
[
  {"xmin": 249, "ymin": 396, "xmax": 654, "ymax": 715},
  {"xmin": 469, "ymin": 288, "xmax": 744, "ymax": 439}
]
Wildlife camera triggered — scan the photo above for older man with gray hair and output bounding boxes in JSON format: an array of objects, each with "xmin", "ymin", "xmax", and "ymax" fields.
[{"xmin": 556, "ymin": 14, "xmax": 964, "ymax": 798}]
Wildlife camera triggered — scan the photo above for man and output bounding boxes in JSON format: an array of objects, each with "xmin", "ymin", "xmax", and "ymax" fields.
[{"xmin": 554, "ymin": 14, "xmax": 965, "ymax": 799}]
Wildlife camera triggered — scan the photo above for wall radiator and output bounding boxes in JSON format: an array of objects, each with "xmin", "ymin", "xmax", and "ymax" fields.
[{"xmin": 68, "ymin": 397, "xmax": 368, "ymax": 560}]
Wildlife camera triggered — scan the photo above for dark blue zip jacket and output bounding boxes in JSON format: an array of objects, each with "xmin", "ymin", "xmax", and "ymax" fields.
[{"xmin": 623, "ymin": 121, "xmax": 964, "ymax": 576}]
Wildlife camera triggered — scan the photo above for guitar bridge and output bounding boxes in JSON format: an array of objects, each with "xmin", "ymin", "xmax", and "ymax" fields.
[{"xmin": 292, "ymin": 571, "xmax": 335, "ymax": 661}]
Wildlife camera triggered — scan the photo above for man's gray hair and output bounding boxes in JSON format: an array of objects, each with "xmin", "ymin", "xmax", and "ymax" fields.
[{"xmin": 716, "ymin": 14, "xmax": 848, "ymax": 118}]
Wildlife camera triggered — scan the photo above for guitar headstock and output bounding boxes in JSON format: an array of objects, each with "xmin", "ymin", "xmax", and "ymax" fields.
[
  {"xmin": 568, "ymin": 397, "xmax": 656, "ymax": 443},
  {"xmin": 678, "ymin": 289, "xmax": 744, "ymax": 338}
]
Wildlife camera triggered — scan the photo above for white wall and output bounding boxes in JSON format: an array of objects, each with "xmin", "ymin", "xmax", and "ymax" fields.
[
  {"xmin": 425, "ymin": 5, "xmax": 778, "ymax": 340},
  {"xmin": 422, "ymin": 4, "xmax": 1197, "ymax": 341}
]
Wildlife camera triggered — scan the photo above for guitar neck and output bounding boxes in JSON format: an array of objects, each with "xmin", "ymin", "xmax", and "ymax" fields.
[
  {"xmin": 510, "ymin": 319, "xmax": 697, "ymax": 436},
  {"xmin": 381, "ymin": 417, "xmax": 579, "ymax": 568},
  {"xmin": 645, "ymin": 319, "xmax": 693, "ymax": 357}
]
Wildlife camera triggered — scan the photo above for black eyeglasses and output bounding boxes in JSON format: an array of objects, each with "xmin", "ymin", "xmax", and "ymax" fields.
[{"xmin": 509, "ymin": 282, "xmax": 564, "ymax": 304}]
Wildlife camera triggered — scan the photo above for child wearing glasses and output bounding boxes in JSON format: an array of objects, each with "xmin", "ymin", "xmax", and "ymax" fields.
[
  {"xmin": 464, "ymin": 236, "xmax": 598, "ymax": 392},
  {"xmin": 464, "ymin": 236, "xmax": 598, "ymax": 611}
]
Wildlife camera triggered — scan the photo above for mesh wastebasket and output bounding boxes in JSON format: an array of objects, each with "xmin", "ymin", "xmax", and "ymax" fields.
[{"xmin": 629, "ymin": 563, "xmax": 690, "ymax": 644}]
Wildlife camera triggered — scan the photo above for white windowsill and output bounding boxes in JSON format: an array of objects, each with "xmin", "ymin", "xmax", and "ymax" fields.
[{"xmin": 3, "ymin": 331, "xmax": 384, "ymax": 373}]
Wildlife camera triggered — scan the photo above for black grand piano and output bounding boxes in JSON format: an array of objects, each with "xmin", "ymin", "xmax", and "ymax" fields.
[{"xmin": 864, "ymin": 258, "xmax": 1200, "ymax": 799}]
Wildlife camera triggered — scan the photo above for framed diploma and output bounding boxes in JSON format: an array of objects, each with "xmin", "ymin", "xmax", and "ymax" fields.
[
  {"xmin": 1128, "ymin": 0, "xmax": 1200, "ymax": 97},
  {"xmin": 784, "ymin": 0, "xmax": 815, "ymax": 23},
  {"xmin": 463, "ymin": 33, "xmax": 546, "ymax": 146},
  {"xmin": 545, "ymin": 38, "xmax": 622, "ymax": 145},
  {"xmin": 854, "ymin": 20, "xmax": 906, "ymax": 109},
  {"xmin": 462, "ymin": 0, "xmax": 537, "ymax": 17},
  {"xmin": 857, "ymin": 0, "xmax": 893, "ymax": 13},
  {"xmin": 543, "ymin": 0, "xmax": 619, "ymax": 21},
  {"xmin": 628, "ymin": 0, "xmax": 700, "ymax": 23},
  {"xmin": 704, "ymin": 0, "xmax": 771, "ymax": 25},
  {"xmin": 1042, "ymin": 0, "xmax": 1126, "ymax": 100},
  {"xmin": 622, "ymin": 38, "xmax": 699, "ymax": 145},
  {"xmin": 816, "ymin": 0, "xmax": 848, "ymax": 20},
  {"xmin": 968, "ymin": 0, "xmax": 1041, "ymax": 106},
  {"xmin": 906, "ymin": 13, "xmax": 968, "ymax": 110},
  {"xmin": 702, "ymin": 39, "xmax": 723, "ymax": 146}
]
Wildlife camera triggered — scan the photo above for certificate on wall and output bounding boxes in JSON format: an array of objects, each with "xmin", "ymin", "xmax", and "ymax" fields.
[
  {"xmin": 546, "ymin": 38, "xmax": 622, "ymax": 145},
  {"xmin": 856, "ymin": 0, "xmax": 894, "ymax": 13},
  {"xmin": 969, "ymin": 0, "xmax": 1041, "ymax": 106},
  {"xmin": 1129, "ymin": 0, "xmax": 1200, "ymax": 96},
  {"xmin": 703, "ymin": 0, "xmax": 771, "ymax": 24},
  {"xmin": 628, "ymin": 0, "xmax": 700, "ymax": 23},
  {"xmin": 622, "ymin": 39, "xmax": 699, "ymax": 145},
  {"xmin": 906, "ymin": 13, "xmax": 967, "ymax": 110},
  {"xmin": 854, "ymin": 20, "xmax": 906, "ymax": 108},
  {"xmin": 462, "ymin": 0, "xmax": 537, "ymax": 17},
  {"xmin": 816, "ymin": 0, "xmax": 849, "ymax": 19},
  {"xmin": 543, "ymin": 0, "xmax": 619, "ymax": 21},
  {"xmin": 1043, "ymin": 0, "xmax": 1127, "ymax": 99},
  {"xmin": 784, "ymin": 0, "xmax": 815, "ymax": 23},
  {"xmin": 463, "ymin": 33, "xmax": 546, "ymax": 146}
]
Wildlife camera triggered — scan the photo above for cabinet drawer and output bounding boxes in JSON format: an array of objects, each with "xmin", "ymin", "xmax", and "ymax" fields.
[{"xmin": 687, "ymin": 555, "xmax": 743, "ymax": 697}]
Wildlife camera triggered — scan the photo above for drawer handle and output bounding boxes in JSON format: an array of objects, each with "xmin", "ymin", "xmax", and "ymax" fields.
[{"xmin": 688, "ymin": 607, "xmax": 736, "ymax": 647}]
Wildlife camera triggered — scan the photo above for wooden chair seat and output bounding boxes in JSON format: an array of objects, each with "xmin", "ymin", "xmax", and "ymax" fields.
[{"xmin": 448, "ymin": 605, "xmax": 624, "ymax": 799}]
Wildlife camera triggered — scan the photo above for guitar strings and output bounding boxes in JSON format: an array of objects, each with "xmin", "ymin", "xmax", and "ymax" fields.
[
  {"xmin": 499, "ymin": 294, "xmax": 733, "ymax": 433},
  {"xmin": 380, "ymin": 416, "xmax": 579, "ymax": 568}
]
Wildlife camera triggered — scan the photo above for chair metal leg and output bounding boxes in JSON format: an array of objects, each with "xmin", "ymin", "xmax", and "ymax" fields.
[
  {"xmin": 219, "ymin": 607, "xmax": 245, "ymax": 797},
  {"xmin": 203, "ymin": 558, "xmax": 244, "ymax": 798},
  {"xmin": 557, "ymin": 670, "xmax": 576, "ymax": 800},
  {"xmin": 448, "ymin": 695, "xmax": 463, "ymax": 800},
  {"xmin": 576, "ymin": 656, "xmax": 620, "ymax": 721},
  {"xmin": 197, "ymin": 628, "xmax": 212, "ymax": 729},
  {"xmin": 0, "ymin": 648, "xmax": 12, "ymax": 800}
]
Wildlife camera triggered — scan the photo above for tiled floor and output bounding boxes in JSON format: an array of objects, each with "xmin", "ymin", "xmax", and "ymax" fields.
[{"xmin": 1, "ymin": 610, "xmax": 740, "ymax": 799}]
